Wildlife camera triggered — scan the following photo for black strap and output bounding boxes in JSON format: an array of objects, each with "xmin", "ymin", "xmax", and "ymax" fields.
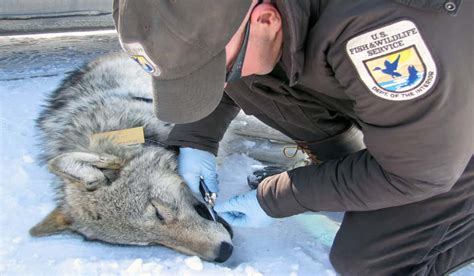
[
  {"xmin": 144, "ymin": 137, "xmax": 166, "ymax": 147},
  {"xmin": 129, "ymin": 96, "xmax": 168, "ymax": 147},
  {"xmin": 131, "ymin": 96, "xmax": 153, "ymax": 103}
]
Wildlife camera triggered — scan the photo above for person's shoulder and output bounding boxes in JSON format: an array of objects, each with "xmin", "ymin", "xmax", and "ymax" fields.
[{"xmin": 317, "ymin": 0, "xmax": 458, "ymax": 32}]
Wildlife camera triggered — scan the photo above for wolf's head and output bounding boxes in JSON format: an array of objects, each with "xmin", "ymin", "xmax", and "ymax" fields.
[{"xmin": 29, "ymin": 141, "xmax": 233, "ymax": 262}]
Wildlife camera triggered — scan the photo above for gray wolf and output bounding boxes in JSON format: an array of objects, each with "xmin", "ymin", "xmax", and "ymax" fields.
[{"xmin": 30, "ymin": 53, "xmax": 302, "ymax": 262}]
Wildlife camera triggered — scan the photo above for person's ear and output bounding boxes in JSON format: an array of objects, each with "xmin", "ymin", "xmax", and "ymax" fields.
[{"xmin": 251, "ymin": 3, "xmax": 282, "ymax": 32}]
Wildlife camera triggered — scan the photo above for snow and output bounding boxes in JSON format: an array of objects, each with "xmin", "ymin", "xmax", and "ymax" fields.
[
  {"xmin": 1, "ymin": 31, "xmax": 472, "ymax": 276},
  {"xmin": 184, "ymin": 256, "xmax": 204, "ymax": 271}
]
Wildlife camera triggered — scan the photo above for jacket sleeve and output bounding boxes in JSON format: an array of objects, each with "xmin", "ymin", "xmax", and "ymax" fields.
[
  {"xmin": 166, "ymin": 92, "xmax": 241, "ymax": 155},
  {"xmin": 257, "ymin": 148, "xmax": 471, "ymax": 217}
]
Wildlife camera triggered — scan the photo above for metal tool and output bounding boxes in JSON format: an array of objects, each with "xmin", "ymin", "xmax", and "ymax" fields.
[{"xmin": 199, "ymin": 177, "xmax": 218, "ymax": 223}]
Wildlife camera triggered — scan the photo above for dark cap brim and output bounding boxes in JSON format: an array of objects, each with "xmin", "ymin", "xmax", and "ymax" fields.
[{"xmin": 152, "ymin": 50, "xmax": 226, "ymax": 124}]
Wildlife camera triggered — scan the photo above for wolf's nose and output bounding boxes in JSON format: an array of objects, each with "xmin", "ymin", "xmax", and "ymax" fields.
[{"xmin": 214, "ymin": 242, "xmax": 233, "ymax": 263}]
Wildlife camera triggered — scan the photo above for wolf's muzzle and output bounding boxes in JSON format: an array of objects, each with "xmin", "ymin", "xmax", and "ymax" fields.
[{"xmin": 194, "ymin": 203, "xmax": 234, "ymax": 239}]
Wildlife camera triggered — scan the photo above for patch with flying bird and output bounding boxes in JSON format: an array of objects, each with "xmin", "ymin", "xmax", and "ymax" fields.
[{"xmin": 346, "ymin": 20, "xmax": 437, "ymax": 101}]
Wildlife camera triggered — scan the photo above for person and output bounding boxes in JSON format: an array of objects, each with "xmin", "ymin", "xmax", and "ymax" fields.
[{"xmin": 113, "ymin": 0, "xmax": 473, "ymax": 274}]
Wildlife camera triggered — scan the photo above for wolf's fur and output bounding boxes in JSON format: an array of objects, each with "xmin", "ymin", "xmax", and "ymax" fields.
[{"xmin": 31, "ymin": 53, "xmax": 304, "ymax": 262}]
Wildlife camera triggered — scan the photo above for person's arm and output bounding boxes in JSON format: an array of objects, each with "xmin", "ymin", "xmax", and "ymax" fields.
[
  {"xmin": 166, "ymin": 92, "xmax": 241, "ymax": 155},
  {"xmin": 257, "ymin": 147, "xmax": 471, "ymax": 217}
]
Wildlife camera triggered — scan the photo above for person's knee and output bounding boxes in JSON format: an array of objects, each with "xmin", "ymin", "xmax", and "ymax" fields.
[{"xmin": 329, "ymin": 244, "xmax": 368, "ymax": 275}]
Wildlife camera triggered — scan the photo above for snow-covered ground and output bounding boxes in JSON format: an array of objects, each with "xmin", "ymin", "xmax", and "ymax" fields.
[{"xmin": 0, "ymin": 31, "xmax": 472, "ymax": 275}]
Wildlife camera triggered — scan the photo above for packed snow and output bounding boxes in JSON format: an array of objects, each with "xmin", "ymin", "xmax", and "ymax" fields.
[{"xmin": 0, "ymin": 32, "xmax": 472, "ymax": 275}]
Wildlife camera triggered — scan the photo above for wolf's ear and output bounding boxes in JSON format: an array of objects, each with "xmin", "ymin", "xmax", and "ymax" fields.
[
  {"xmin": 29, "ymin": 207, "xmax": 72, "ymax": 237},
  {"xmin": 48, "ymin": 152, "xmax": 124, "ymax": 191}
]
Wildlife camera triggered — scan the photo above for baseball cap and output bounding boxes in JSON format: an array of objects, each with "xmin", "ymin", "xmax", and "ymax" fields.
[{"xmin": 113, "ymin": 0, "xmax": 252, "ymax": 124}]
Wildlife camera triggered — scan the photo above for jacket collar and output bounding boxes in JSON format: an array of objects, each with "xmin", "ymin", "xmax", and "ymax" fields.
[
  {"xmin": 275, "ymin": 0, "xmax": 324, "ymax": 86},
  {"xmin": 394, "ymin": 0, "xmax": 462, "ymax": 15}
]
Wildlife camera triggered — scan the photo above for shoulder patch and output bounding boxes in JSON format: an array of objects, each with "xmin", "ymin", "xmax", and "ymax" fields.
[
  {"xmin": 120, "ymin": 42, "xmax": 161, "ymax": 77},
  {"xmin": 346, "ymin": 20, "xmax": 437, "ymax": 101}
]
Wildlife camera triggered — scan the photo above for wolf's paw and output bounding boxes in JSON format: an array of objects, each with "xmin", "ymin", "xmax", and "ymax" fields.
[{"xmin": 247, "ymin": 165, "xmax": 286, "ymax": 190}]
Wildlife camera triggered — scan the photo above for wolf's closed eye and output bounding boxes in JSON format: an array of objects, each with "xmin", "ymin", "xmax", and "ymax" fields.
[
  {"xmin": 150, "ymin": 202, "xmax": 165, "ymax": 222},
  {"xmin": 155, "ymin": 208, "xmax": 165, "ymax": 221}
]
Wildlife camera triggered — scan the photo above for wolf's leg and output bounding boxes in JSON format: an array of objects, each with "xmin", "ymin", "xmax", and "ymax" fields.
[
  {"xmin": 247, "ymin": 165, "xmax": 287, "ymax": 189},
  {"xmin": 48, "ymin": 152, "xmax": 122, "ymax": 191}
]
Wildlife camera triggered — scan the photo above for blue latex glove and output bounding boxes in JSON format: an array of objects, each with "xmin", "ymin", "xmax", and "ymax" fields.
[
  {"xmin": 214, "ymin": 190, "xmax": 273, "ymax": 228},
  {"xmin": 178, "ymin": 147, "xmax": 218, "ymax": 196}
]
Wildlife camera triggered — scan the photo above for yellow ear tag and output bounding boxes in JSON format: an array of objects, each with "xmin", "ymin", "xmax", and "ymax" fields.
[{"xmin": 91, "ymin": 127, "xmax": 145, "ymax": 146}]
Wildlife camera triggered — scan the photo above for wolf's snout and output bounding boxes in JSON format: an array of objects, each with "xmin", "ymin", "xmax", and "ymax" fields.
[
  {"xmin": 194, "ymin": 202, "xmax": 214, "ymax": 221},
  {"xmin": 214, "ymin": 242, "xmax": 233, "ymax": 263},
  {"xmin": 194, "ymin": 203, "xmax": 234, "ymax": 238},
  {"xmin": 217, "ymin": 215, "xmax": 234, "ymax": 239}
]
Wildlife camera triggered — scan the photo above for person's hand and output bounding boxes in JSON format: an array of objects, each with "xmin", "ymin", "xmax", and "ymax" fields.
[
  {"xmin": 178, "ymin": 147, "xmax": 218, "ymax": 196},
  {"xmin": 214, "ymin": 190, "xmax": 273, "ymax": 228}
]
